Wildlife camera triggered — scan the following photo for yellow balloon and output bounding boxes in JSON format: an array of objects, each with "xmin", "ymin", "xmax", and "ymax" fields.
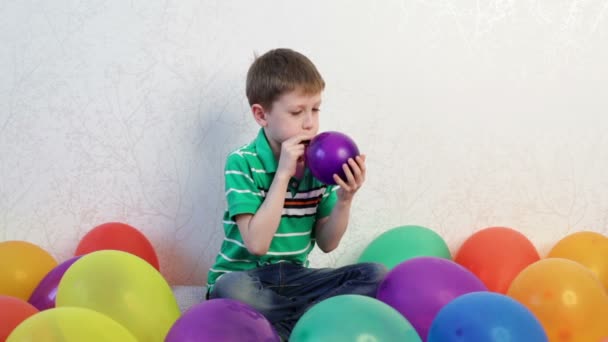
[
  {"xmin": 507, "ymin": 258, "xmax": 608, "ymax": 341},
  {"xmin": 0, "ymin": 241, "xmax": 58, "ymax": 300},
  {"xmin": 56, "ymin": 250, "xmax": 180, "ymax": 342},
  {"xmin": 7, "ymin": 307, "xmax": 137, "ymax": 342},
  {"xmin": 547, "ymin": 231, "xmax": 608, "ymax": 289}
]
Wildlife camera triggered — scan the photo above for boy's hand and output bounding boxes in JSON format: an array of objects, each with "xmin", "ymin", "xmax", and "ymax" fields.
[
  {"xmin": 334, "ymin": 155, "xmax": 366, "ymax": 202},
  {"xmin": 276, "ymin": 134, "xmax": 314, "ymax": 179}
]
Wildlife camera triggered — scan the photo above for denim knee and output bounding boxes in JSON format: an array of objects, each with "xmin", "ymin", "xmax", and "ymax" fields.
[
  {"xmin": 210, "ymin": 271, "xmax": 255, "ymax": 301},
  {"xmin": 360, "ymin": 262, "xmax": 388, "ymax": 284}
]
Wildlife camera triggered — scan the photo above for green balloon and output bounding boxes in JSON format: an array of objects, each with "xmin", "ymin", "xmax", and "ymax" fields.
[
  {"xmin": 358, "ymin": 225, "xmax": 451, "ymax": 269},
  {"xmin": 290, "ymin": 295, "xmax": 422, "ymax": 342}
]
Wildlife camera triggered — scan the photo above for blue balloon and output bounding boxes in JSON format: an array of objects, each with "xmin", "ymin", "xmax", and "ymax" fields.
[{"xmin": 428, "ymin": 292, "xmax": 547, "ymax": 342}]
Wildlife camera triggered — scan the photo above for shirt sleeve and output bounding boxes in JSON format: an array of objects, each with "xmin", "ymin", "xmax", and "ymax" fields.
[
  {"xmin": 316, "ymin": 185, "xmax": 338, "ymax": 219},
  {"xmin": 224, "ymin": 153, "xmax": 263, "ymax": 219}
]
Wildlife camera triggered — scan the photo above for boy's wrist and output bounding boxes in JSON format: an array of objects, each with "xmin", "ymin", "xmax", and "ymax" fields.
[
  {"xmin": 335, "ymin": 197, "xmax": 353, "ymax": 207},
  {"xmin": 274, "ymin": 171, "xmax": 292, "ymax": 184}
]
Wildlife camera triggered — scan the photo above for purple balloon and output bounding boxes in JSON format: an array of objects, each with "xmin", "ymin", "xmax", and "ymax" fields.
[
  {"xmin": 376, "ymin": 257, "xmax": 487, "ymax": 341},
  {"xmin": 165, "ymin": 298, "xmax": 280, "ymax": 342},
  {"xmin": 306, "ymin": 131, "xmax": 360, "ymax": 185},
  {"xmin": 28, "ymin": 256, "xmax": 81, "ymax": 310}
]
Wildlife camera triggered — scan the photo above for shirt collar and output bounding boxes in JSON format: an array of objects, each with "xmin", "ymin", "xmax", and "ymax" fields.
[{"xmin": 254, "ymin": 128, "xmax": 278, "ymax": 173}]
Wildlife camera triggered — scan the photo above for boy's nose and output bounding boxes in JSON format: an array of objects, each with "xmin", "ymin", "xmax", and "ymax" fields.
[{"xmin": 302, "ymin": 112, "xmax": 314, "ymax": 129}]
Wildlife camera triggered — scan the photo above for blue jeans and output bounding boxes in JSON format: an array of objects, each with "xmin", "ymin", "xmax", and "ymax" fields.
[{"xmin": 209, "ymin": 262, "xmax": 388, "ymax": 340}]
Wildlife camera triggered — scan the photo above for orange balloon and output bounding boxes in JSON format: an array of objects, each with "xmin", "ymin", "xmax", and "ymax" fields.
[
  {"xmin": 0, "ymin": 295, "xmax": 39, "ymax": 341},
  {"xmin": 0, "ymin": 241, "xmax": 58, "ymax": 300},
  {"xmin": 547, "ymin": 231, "xmax": 608, "ymax": 289},
  {"xmin": 75, "ymin": 222, "xmax": 160, "ymax": 270},
  {"xmin": 507, "ymin": 258, "xmax": 608, "ymax": 341},
  {"xmin": 455, "ymin": 227, "xmax": 540, "ymax": 293}
]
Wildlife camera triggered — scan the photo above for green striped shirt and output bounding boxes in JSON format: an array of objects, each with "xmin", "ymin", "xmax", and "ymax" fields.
[{"xmin": 207, "ymin": 129, "xmax": 337, "ymax": 289}]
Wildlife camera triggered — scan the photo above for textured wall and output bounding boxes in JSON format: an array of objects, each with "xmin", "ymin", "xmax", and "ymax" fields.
[{"xmin": 1, "ymin": 1, "xmax": 607, "ymax": 285}]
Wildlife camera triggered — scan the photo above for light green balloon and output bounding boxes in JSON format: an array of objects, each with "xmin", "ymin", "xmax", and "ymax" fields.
[
  {"xmin": 290, "ymin": 295, "xmax": 422, "ymax": 342},
  {"xmin": 358, "ymin": 225, "xmax": 451, "ymax": 269}
]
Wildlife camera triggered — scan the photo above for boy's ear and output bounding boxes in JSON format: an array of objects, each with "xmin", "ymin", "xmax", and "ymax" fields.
[{"xmin": 252, "ymin": 104, "xmax": 268, "ymax": 127}]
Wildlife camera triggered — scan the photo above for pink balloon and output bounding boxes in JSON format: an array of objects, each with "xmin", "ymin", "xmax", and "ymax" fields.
[
  {"xmin": 28, "ymin": 256, "xmax": 81, "ymax": 310},
  {"xmin": 377, "ymin": 257, "xmax": 487, "ymax": 341}
]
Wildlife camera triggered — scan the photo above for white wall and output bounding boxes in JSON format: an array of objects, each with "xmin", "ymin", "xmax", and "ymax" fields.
[{"xmin": 1, "ymin": 0, "xmax": 607, "ymax": 285}]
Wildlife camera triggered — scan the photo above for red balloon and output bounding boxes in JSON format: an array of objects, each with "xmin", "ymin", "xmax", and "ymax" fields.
[
  {"xmin": 455, "ymin": 227, "xmax": 540, "ymax": 293},
  {"xmin": 0, "ymin": 295, "xmax": 39, "ymax": 341},
  {"xmin": 75, "ymin": 222, "xmax": 160, "ymax": 270}
]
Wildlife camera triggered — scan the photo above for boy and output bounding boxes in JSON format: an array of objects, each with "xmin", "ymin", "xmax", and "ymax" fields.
[{"xmin": 206, "ymin": 48, "xmax": 387, "ymax": 340}]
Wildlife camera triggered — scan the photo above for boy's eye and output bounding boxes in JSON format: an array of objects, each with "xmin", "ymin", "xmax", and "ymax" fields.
[
  {"xmin": 290, "ymin": 111, "xmax": 303, "ymax": 115},
  {"xmin": 313, "ymin": 108, "xmax": 320, "ymax": 112}
]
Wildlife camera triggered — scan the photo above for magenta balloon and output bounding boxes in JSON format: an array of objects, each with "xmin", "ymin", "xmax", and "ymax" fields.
[
  {"xmin": 306, "ymin": 131, "xmax": 360, "ymax": 185},
  {"xmin": 376, "ymin": 257, "xmax": 487, "ymax": 341},
  {"xmin": 28, "ymin": 256, "xmax": 81, "ymax": 310},
  {"xmin": 165, "ymin": 298, "xmax": 280, "ymax": 342}
]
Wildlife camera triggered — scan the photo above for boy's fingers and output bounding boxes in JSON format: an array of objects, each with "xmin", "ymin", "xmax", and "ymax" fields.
[
  {"xmin": 356, "ymin": 155, "xmax": 366, "ymax": 170},
  {"xmin": 298, "ymin": 133, "xmax": 315, "ymax": 143},
  {"xmin": 341, "ymin": 163, "xmax": 356, "ymax": 188},
  {"xmin": 348, "ymin": 158, "xmax": 361, "ymax": 177},
  {"xmin": 333, "ymin": 174, "xmax": 347, "ymax": 188}
]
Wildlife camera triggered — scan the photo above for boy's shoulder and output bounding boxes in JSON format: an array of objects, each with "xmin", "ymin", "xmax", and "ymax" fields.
[
  {"xmin": 224, "ymin": 129, "xmax": 280, "ymax": 181},
  {"xmin": 226, "ymin": 129, "xmax": 265, "ymax": 159},
  {"xmin": 226, "ymin": 135, "xmax": 258, "ymax": 157},
  {"xmin": 224, "ymin": 137, "xmax": 262, "ymax": 172},
  {"xmin": 225, "ymin": 129, "xmax": 272, "ymax": 168}
]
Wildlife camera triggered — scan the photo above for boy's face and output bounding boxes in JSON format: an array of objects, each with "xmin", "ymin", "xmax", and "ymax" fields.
[{"xmin": 256, "ymin": 89, "xmax": 322, "ymax": 155}]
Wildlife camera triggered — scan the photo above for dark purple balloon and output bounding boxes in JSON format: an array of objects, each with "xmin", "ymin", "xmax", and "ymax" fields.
[
  {"xmin": 165, "ymin": 298, "xmax": 280, "ymax": 342},
  {"xmin": 28, "ymin": 256, "xmax": 82, "ymax": 310},
  {"xmin": 376, "ymin": 257, "xmax": 487, "ymax": 341},
  {"xmin": 306, "ymin": 131, "xmax": 360, "ymax": 185}
]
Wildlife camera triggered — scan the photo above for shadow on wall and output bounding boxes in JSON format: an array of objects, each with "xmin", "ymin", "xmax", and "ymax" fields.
[{"xmin": 183, "ymin": 88, "xmax": 257, "ymax": 285}]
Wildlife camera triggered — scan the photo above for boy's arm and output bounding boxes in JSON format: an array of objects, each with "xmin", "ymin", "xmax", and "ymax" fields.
[
  {"xmin": 236, "ymin": 133, "xmax": 313, "ymax": 256},
  {"xmin": 315, "ymin": 155, "xmax": 366, "ymax": 253},
  {"xmin": 235, "ymin": 172, "xmax": 291, "ymax": 255}
]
